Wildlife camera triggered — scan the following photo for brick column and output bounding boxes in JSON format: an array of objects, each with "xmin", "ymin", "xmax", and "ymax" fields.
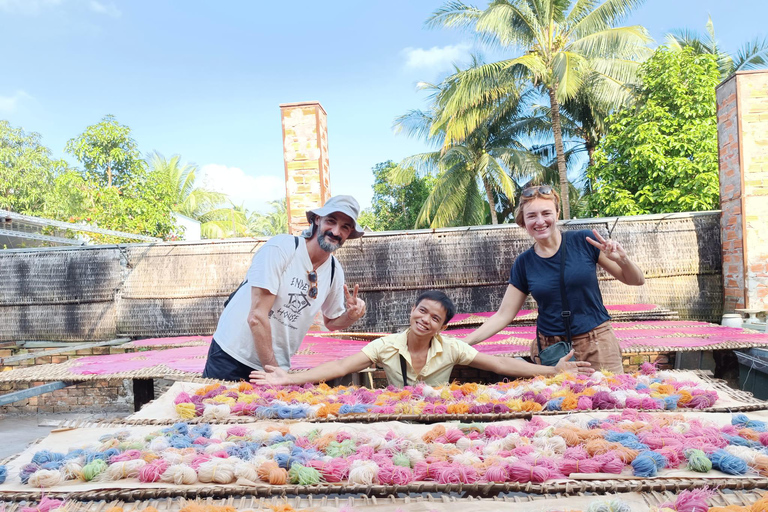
[
  {"xmin": 280, "ymin": 102, "xmax": 331, "ymax": 235},
  {"xmin": 716, "ymin": 70, "xmax": 768, "ymax": 312}
]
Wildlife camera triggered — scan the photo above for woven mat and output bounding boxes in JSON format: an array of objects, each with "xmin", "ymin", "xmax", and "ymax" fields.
[
  {"xmin": 117, "ymin": 371, "xmax": 768, "ymax": 425},
  {"xmin": 3, "ymin": 416, "xmax": 768, "ymax": 499},
  {"xmin": 1, "ymin": 490, "xmax": 766, "ymax": 510},
  {"xmin": 0, "ymin": 492, "xmax": 650, "ymax": 510},
  {"xmin": 446, "ymin": 304, "xmax": 679, "ymax": 327}
]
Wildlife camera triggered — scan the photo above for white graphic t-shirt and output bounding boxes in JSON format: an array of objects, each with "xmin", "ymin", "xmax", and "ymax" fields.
[{"xmin": 213, "ymin": 235, "xmax": 346, "ymax": 370}]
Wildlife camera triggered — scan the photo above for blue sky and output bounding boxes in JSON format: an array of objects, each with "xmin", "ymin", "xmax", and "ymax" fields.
[{"xmin": 1, "ymin": 0, "xmax": 766, "ymax": 213}]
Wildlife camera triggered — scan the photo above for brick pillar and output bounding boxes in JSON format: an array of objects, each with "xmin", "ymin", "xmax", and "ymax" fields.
[
  {"xmin": 716, "ymin": 70, "xmax": 768, "ymax": 312},
  {"xmin": 280, "ymin": 102, "xmax": 331, "ymax": 235}
]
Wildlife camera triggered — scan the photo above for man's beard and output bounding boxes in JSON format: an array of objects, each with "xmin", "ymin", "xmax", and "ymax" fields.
[{"xmin": 317, "ymin": 231, "xmax": 343, "ymax": 252}]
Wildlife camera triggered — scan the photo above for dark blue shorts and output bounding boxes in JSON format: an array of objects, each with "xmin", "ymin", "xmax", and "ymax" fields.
[{"xmin": 202, "ymin": 339, "xmax": 255, "ymax": 382}]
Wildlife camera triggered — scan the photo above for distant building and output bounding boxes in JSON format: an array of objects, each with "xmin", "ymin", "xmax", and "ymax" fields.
[{"xmin": 173, "ymin": 213, "xmax": 202, "ymax": 241}]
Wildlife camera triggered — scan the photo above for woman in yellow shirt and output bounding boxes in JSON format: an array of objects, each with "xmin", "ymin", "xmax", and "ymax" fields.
[{"xmin": 250, "ymin": 290, "xmax": 591, "ymax": 387}]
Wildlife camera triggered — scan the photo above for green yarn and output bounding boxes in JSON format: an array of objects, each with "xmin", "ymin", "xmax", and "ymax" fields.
[
  {"xmin": 391, "ymin": 452, "xmax": 411, "ymax": 468},
  {"xmin": 305, "ymin": 429, "xmax": 322, "ymax": 441},
  {"xmin": 287, "ymin": 463, "xmax": 321, "ymax": 485},
  {"xmin": 686, "ymin": 449, "xmax": 713, "ymax": 472},
  {"xmin": 326, "ymin": 439, "xmax": 356, "ymax": 457},
  {"xmin": 587, "ymin": 499, "xmax": 631, "ymax": 512},
  {"xmin": 82, "ymin": 459, "xmax": 107, "ymax": 481},
  {"xmin": 118, "ymin": 441, "xmax": 144, "ymax": 451}
]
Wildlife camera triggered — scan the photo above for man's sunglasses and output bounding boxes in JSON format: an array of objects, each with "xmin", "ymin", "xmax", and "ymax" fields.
[
  {"xmin": 307, "ymin": 270, "xmax": 318, "ymax": 299},
  {"xmin": 521, "ymin": 185, "xmax": 554, "ymax": 198}
]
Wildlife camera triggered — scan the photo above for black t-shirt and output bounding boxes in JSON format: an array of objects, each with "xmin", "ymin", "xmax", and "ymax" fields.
[{"xmin": 509, "ymin": 229, "xmax": 611, "ymax": 336}]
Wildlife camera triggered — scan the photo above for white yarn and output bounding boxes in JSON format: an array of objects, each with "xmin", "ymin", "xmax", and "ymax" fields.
[
  {"xmin": 62, "ymin": 461, "xmax": 83, "ymax": 480},
  {"xmin": 161, "ymin": 464, "xmax": 198, "ymax": 485},
  {"xmin": 451, "ymin": 452, "xmax": 482, "ymax": 465},
  {"xmin": 202, "ymin": 403, "xmax": 231, "ymax": 422},
  {"xmin": 456, "ymin": 437, "xmax": 473, "ymax": 451},
  {"xmin": 104, "ymin": 459, "xmax": 147, "ymax": 480},
  {"xmin": 98, "ymin": 439, "xmax": 120, "ymax": 451},
  {"xmin": 234, "ymin": 461, "xmax": 260, "ymax": 482},
  {"xmin": 483, "ymin": 440, "xmax": 505, "ymax": 456},
  {"xmin": 347, "ymin": 460, "xmax": 379, "ymax": 486},
  {"xmin": 611, "ymin": 390, "xmax": 629, "ymax": 407},
  {"xmin": 533, "ymin": 426, "xmax": 555, "ymax": 438},
  {"xmin": 204, "ymin": 441, "xmax": 236, "ymax": 455},
  {"xmin": 249, "ymin": 430, "xmax": 271, "ymax": 444},
  {"xmin": 305, "ymin": 404, "xmax": 323, "ymax": 419},
  {"xmin": 421, "ymin": 384, "xmax": 440, "ymax": 398},
  {"xmin": 162, "ymin": 451, "xmax": 184, "ymax": 465},
  {"xmin": 405, "ymin": 448, "xmax": 425, "ymax": 464},
  {"xmin": 196, "ymin": 458, "xmax": 236, "ymax": 484},
  {"xmin": 724, "ymin": 445, "xmax": 760, "ymax": 464},
  {"xmin": 28, "ymin": 469, "xmax": 63, "ymax": 488},
  {"xmin": 149, "ymin": 437, "xmax": 170, "ymax": 451},
  {"xmin": 501, "ymin": 433, "xmax": 529, "ymax": 450}
]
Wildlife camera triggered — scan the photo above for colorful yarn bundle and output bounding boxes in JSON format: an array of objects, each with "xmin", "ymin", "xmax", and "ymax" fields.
[
  {"xmin": 174, "ymin": 367, "xmax": 719, "ymax": 420},
  {"xmin": 12, "ymin": 411, "xmax": 768, "ymax": 489}
]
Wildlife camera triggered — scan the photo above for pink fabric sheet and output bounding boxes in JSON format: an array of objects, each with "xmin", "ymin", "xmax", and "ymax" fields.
[{"xmin": 66, "ymin": 319, "xmax": 768, "ymax": 375}]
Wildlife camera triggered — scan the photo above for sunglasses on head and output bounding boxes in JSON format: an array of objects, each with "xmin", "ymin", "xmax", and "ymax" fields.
[
  {"xmin": 307, "ymin": 270, "xmax": 318, "ymax": 299},
  {"xmin": 521, "ymin": 185, "xmax": 554, "ymax": 198}
]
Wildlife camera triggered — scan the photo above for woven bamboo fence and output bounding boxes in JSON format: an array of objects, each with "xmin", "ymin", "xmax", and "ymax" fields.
[
  {"xmin": 0, "ymin": 248, "xmax": 120, "ymax": 341},
  {"xmin": 0, "ymin": 212, "xmax": 722, "ymax": 341}
]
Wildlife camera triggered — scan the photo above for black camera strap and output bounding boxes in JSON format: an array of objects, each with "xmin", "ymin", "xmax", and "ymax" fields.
[
  {"xmin": 536, "ymin": 231, "xmax": 572, "ymax": 356},
  {"xmin": 399, "ymin": 354, "xmax": 408, "ymax": 387}
]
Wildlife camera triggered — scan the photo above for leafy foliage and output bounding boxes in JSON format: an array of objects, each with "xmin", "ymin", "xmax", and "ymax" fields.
[
  {"xmin": 0, "ymin": 120, "xmax": 68, "ymax": 214},
  {"xmin": 65, "ymin": 115, "xmax": 145, "ymax": 188},
  {"xmin": 360, "ymin": 161, "xmax": 436, "ymax": 231},
  {"xmin": 587, "ymin": 47, "xmax": 720, "ymax": 216},
  {"xmin": 248, "ymin": 199, "xmax": 288, "ymax": 236}
]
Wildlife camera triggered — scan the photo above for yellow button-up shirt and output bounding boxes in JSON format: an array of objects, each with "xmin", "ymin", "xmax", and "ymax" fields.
[{"xmin": 361, "ymin": 329, "xmax": 478, "ymax": 387}]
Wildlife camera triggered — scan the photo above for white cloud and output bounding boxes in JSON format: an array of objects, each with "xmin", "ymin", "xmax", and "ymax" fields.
[
  {"xmin": 401, "ymin": 42, "xmax": 472, "ymax": 71},
  {"xmin": 88, "ymin": 0, "xmax": 120, "ymax": 17},
  {"xmin": 0, "ymin": 90, "xmax": 33, "ymax": 113},
  {"xmin": 0, "ymin": 0, "xmax": 62, "ymax": 14},
  {"xmin": 199, "ymin": 164, "xmax": 284, "ymax": 213}
]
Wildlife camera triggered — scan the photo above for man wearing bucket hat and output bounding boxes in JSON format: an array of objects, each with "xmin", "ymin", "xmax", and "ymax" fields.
[{"xmin": 203, "ymin": 195, "xmax": 367, "ymax": 381}]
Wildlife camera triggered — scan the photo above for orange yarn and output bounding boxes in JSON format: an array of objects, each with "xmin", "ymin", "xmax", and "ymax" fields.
[
  {"xmin": 560, "ymin": 395, "xmax": 579, "ymax": 411},
  {"xmin": 266, "ymin": 425, "xmax": 290, "ymax": 436},
  {"xmin": 446, "ymin": 403, "xmax": 470, "ymax": 414},
  {"xmin": 422, "ymin": 425, "xmax": 446, "ymax": 443}
]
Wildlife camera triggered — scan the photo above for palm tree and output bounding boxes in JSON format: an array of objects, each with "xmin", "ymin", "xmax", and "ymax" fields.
[
  {"xmin": 393, "ymin": 79, "xmax": 545, "ymax": 227},
  {"xmin": 248, "ymin": 199, "xmax": 288, "ymax": 236},
  {"xmin": 667, "ymin": 16, "xmax": 768, "ymax": 80},
  {"xmin": 198, "ymin": 202, "xmax": 250, "ymax": 239},
  {"xmin": 427, "ymin": 0, "xmax": 652, "ymax": 219},
  {"xmin": 148, "ymin": 152, "xmax": 239, "ymax": 238}
]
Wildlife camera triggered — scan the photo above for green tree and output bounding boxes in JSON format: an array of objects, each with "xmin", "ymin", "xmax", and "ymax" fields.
[
  {"xmin": 361, "ymin": 161, "xmax": 435, "ymax": 231},
  {"xmin": 0, "ymin": 120, "xmax": 68, "ymax": 214},
  {"xmin": 428, "ymin": 0, "xmax": 651, "ymax": 219},
  {"xmin": 248, "ymin": 199, "xmax": 288, "ymax": 236},
  {"xmin": 65, "ymin": 115, "xmax": 145, "ymax": 188},
  {"xmin": 198, "ymin": 202, "xmax": 250, "ymax": 239},
  {"xmin": 667, "ymin": 16, "xmax": 768, "ymax": 80},
  {"xmin": 587, "ymin": 47, "xmax": 720, "ymax": 216}
]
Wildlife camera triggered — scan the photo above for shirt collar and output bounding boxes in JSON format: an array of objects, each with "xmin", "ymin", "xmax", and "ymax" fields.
[{"xmin": 396, "ymin": 329, "xmax": 445, "ymax": 358}]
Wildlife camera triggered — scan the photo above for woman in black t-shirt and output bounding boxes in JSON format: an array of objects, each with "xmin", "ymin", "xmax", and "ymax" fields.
[{"xmin": 462, "ymin": 186, "xmax": 645, "ymax": 373}]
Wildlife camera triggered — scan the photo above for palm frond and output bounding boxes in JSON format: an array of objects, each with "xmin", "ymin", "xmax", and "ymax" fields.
[
  {"xmin": 734, "ymin": 36, "xmax": 768, "ymax": 72},
  {"xmin": 476, "ymin": 0, "xmax": 539, "ymax": 49},
  {"xmin": 552, "ymin": 51, "xmax": 588, "ymax": 100},
  {"xmin": 426, "ymin": 1, "xmax": 483, "ymax": 30},
  {"xmin": 391, "ymin": 152, "xmax": 442, "ymax": 184},
  {"xmin": 568, "ymin": 26, "xmax": 651, "ymax": 58},
  {"xmin": 570, "ymin": 0, "xmax": 647, "ymax": 40}
]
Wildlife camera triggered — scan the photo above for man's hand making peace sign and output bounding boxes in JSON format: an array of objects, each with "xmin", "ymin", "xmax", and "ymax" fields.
[{"xmin": 344, "ymin": 284, "xmax": 366, "ymax": 322}]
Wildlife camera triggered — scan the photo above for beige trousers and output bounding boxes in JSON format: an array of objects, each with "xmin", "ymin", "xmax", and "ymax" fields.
[{"xmin": 530, "ymin": 321, "xmax": 624, "ymax": 374}]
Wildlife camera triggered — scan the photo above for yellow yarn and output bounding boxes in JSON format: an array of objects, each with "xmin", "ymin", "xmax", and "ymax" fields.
[
  {"xmin": 210, "ymin": 395, "xmax": 235, "ymax": 406},
  {"xmin": 176, "ymin": 403, "xmax": 196, "ymax": 419}
]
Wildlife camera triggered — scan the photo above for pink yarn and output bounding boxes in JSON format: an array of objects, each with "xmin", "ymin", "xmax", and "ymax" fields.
[
  {"xmin": 336, "ymin": 431, "xmax": 353, "ymax": 442},
  {"xmin": 657, "ymin": 447, "xmax": 682, "ymax": 467},
  {"xmin": 190, "ymin": 454, "xmax": 211, "ymax": 469},
  {"xmin": 558, "ymin": 458, "xmax": 602, "ymax": 475},
  {"xmin": 413, "ymin": 461, "xmax": 430, "ymax": 481},
  {"xmin": 193, "ymin": 437, "xmax": 212, "ymax": 445},
  {"xmin": 577, "ymin": 396, "xmax": 593, "ymax": 410},
  {"xmin": 226, "ymin": 426, "xmax": 249, "ymax": 437},
  {"xmin": 320, "ymin": 458, "xmax": 349, "ymax": 482},
  {"xmin": 483, "ymin": 424, "xmax": 516, "ymax": 439},
  {"xmin": 665, "ymin": 488, "xmax": 714, "ymax": 512},
  {"xmin": 484, "ymin": 464, "xmax": 509, "ymax": 482},
  {"xmin": 520, "ymin": 417, "xmax": 549, "ymax": 437},
  {"xmin": 639, "ymin": 362, "xmax": 657, "ymax": 375},
  {"xmin": 506, "ymin": 462, "xmax": 550, "ymax": 483},
  {"xmin": 139, "ymin": 459, "xmax": 169, "ymax": 483},
  {"xmin": 594, "ymin": 452, "xmax": 625, "ymax": 474},
  {"xmin": 759, "ymin": 432, "xmax": 768, "ymax": 446},
  {"xmin": 173, "ymin": 392, "xmax": 192, "ymax": 405},
  {"xmin": 643, "ymin": 436, "xmax": 683, "ymax": 450},
  {"xmin": 509, "ymin": 445, "xmax": 536, "ymax": 457},
  {"xmin": 109, "ymin": 449, "xmax": 143, "ymax": 462},
  {"xmin": 211, "ymin": 450, "xmax": 230, "ymax": 458},
  {"xmin": 376, "ymin": 405, "xmax": 397, "ymax": 414},
  {"xmin": 444, "ymin": 429, "xmax": 464, "ymax": 443},
  {"xmin": 563, "ymin": 446, "xmax": 589, "ymax": 460},
  {"xmin": 20, "ymin": 497, "xmax": 64, "ymax": 512},
  {"xmin": 378, "ymin": 464, "xmax": 415, "ymax": 485},
  {"xmin": 431, "ymin": 463, "xmax": 478, "ymax": 484},
  {"xmin": 720, "ymin": 425, "xmax": 739, "ymax": 436}
]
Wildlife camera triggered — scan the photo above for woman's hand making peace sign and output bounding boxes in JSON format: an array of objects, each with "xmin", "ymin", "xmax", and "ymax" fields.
[
  {"xmin": 586, "ymin": 229, "xmax": 628, "ymax": 264},
  {"xmin": 344, "ymin": 284, "xmax": 366, "ymax": 322}
]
